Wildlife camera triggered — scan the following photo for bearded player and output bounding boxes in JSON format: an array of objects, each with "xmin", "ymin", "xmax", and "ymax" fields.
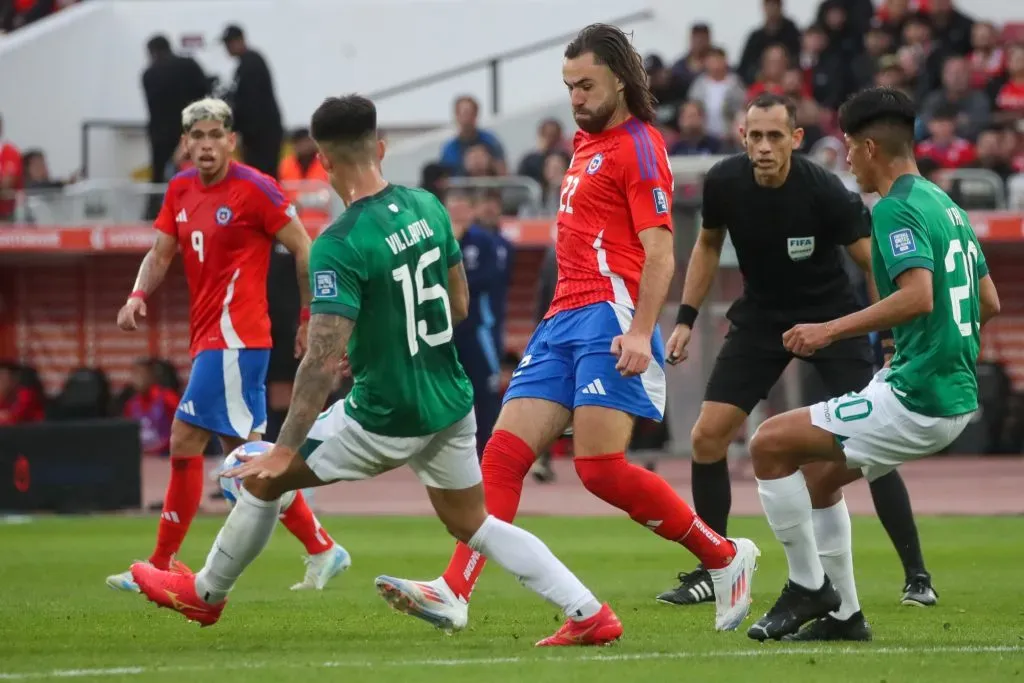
[
  {"xmin": 747, "ymin": 87, "xmax": 1000, "ymax": 642},
  {"xmin": 378, "ymin": 23, "xmax": 760, "ymax": 635},
  {"xmin": 130, "ymin": 94, "xmax": 623, "ymax": 647},
  {"xmin": 107, "ymin": 98, "xmax": 350, "ymax": 594}
]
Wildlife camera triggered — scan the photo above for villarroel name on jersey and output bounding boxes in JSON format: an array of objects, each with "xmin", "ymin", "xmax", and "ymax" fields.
[{"xmin": 384, "ymin": 219, "xmax": 435, "ymax": 255}]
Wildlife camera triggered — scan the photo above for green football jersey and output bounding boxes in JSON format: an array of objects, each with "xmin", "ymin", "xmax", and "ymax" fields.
[
  {"xmin": 871, "ymin": 174, "xmax": 988, "ymax": 418},
  {"xmin": 308, "ymin": 184, "xmax": 474, "ymax": 437}
]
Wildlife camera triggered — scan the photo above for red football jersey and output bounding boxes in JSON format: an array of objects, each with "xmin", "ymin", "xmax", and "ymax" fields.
[
  {"xmin": 996, "ymin": 81, "xmax": 1024, "ymax": 114},
  {"xmin": 546, "ymin": 118, "xmax": 674, "ymax": 318},
  {"xmin": 154, "ymin": 161, "xmax": 295, "ymax": 356},
  {"xmin": 915, "ymin": 138, "xmax": 977, "ymax": 169}
]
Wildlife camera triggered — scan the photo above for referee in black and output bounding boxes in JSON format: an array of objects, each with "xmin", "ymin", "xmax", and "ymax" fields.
[{"xmin": 658, "ymin": 93, "xmax": 936, "ymax": 609}]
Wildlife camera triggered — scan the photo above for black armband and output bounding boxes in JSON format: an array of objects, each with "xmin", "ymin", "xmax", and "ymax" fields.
[{"xmin": 676, "ymin": 304, "xmax": 699, "ymax": 328}]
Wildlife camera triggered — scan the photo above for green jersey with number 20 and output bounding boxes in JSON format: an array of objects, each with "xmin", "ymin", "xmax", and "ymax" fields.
[
  {"xmin": 308, "ymin": 184, "xmax": 473, "ymax": 437},
  {"xmin": 871, "ymin": 174, "xmax": 988, "ymax": 418}
]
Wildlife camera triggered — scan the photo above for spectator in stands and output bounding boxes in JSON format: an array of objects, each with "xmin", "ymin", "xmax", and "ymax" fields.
[
  {"xmin": 875, "ymin": 54, "xmax": 908, "ymax": 91},
  {"xmin": 670, "ymin": 22, "xmax": 713, "ymax": 88},
  {"xmin": 747, "ymin": 44, "xmax": 791, "ymax": 100},
  {"xmin": 850, "ymin": 26, "xmax": 896, "ymax": 90},
  {"xmin": 517, "ymin": 118, "xmax": 567, "ymax": 187},
  {"xmin": 142, "ymin": 34, "xmax": 209, "ymax": 218},
  {"xmin": 688, "ymin": 47, "xmax": 746, "ymax": 142},
  {"xmin": 463, "ymin": 143, "xmax": 498, "ymax": 179},
  {"xmin": 916, "ymin": 103, "xmax": 978, "ymax": 168},
  {"xmin": 794, "ymin": 96, "xmax": 826, "ymax": 152},
  {"xmin": 669, "ymin": 101, "xmax": 720, "ymax": 156},
  {"xmin": 537, "ymin": 151, "xmax": 569, "ymax": 216},
  {"xmin": 440, "ymin": 95, "xmax": 506, "ymax": 176},
  {"xmin": 0, "ymin": 362, "xmax": 44, "ymax": 426},
  {"xmin": 21, "ymin": 149, "xmax": 78, "ymax": 190},
  {"xmin": 967, "ymin": 21, "xmax": 1006, "ymax": 93},
  {"xmin": 875, "ymin": 0, "xmax": 917, "ymax": 46},
  {"xmin": 221, "ymin": 24, "xmax": 284, "ymax": 178},
  {"xmin": 901, "ymin": 14, "xmax": 948, "ymax": 99},
  {"xmin": 973, "ymin": 127, "xmax": 1015, "ymax": 185},
  {"xmin": 720, "ymin": 109, "xmax": 748, "ymax": 154},
  {"xmin": 920, "ymin": 55, "xmax": 991, "ymax": 140},
  {"xmin": 817, "ymin": 0, "xmax": 875, "ymax": 42},
  {"xmin": 994, "ymin": 45, "xmax": 1024, "ymax": 127},
  {"xmin": 277, "ymin": 128, "xmax": 330, "ymax": 226},
  {"xmin": 122, "ymin": 359, "xmax": 179, "ymax": 457},
  {"xmin": 799, "ymin": 23, "xmax": 848, "ymax": 111},
  {"xmin": 928, "ymin": 0, "xmax": 973, "ymax": 56},
  {"xmin": 1001, "ymin": 123, "xmax": 1024, "ymax": 173},
  {"xmin": 0, "ymin": 115, "xmax": 22, "ymax": 221},
  {"xmin": 781, "ymin": 67, "xmax": 812, "ymax": 102},
  {"xmin": 645, "ymin": 55, "xmax": 689, "ymax": 124},
  {"xmin": 2, "ymin": 0, "xmax": 67, "ymax": 32},
  {"xmin": 738, "ymin": 0, "xmax": 801, "ymax": 85},
  {"xmin": 818, "ymin": 0, "xmax": 862, "ymax": 58},
  {"xmin": 420, "ymin": 162, "xmax": 450, "ymax": 200}
]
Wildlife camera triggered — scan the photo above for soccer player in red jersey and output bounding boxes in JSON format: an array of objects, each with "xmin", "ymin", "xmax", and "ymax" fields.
[
  {"xmin": 377, "ymin": 25, "xmax": 759, "ymax": 641},
  {"xmin": 106, "ymin": 98, "xmax": 350, "ymax": 594}
]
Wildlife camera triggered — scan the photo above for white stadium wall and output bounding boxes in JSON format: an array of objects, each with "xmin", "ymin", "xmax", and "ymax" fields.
[{"xmin": 1, "ymin": 0, "xmax": 1020, "ymax": 177}]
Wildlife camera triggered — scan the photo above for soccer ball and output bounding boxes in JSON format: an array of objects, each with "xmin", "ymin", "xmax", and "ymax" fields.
[{"xmin": 219, "ymin": 441, "xmax": 296, "ymax": 511}]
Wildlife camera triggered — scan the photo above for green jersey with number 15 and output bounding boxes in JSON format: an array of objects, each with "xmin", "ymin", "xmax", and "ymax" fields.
[
  {"xmin": 871, "ymin": 174, "xmax": 988, "ymax": 418},
  {"xmin": 308, "ymin": 184, "xmax": 473, "ymax": 437}
]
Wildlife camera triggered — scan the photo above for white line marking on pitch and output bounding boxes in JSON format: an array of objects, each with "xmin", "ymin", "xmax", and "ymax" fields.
[{"xmin": 0, "ymin": 645, "xmax": 1020, "ymax": 680}]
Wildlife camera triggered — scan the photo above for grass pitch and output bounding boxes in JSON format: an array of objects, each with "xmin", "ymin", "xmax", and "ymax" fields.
[{"xmin": 0, "ymin": 515, "xmax": 1021, "ymax": 682}]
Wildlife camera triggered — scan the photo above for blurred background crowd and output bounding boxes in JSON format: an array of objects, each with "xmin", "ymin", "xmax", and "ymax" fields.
[{"xmin": 2, "ymin": 0, "xmax": 1023, "ymax": 483}]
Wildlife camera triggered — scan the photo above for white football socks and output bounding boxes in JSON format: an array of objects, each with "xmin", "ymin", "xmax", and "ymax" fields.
[
  {"xmin": 468, "ymin": 515, "xmax": 601, "ymax": 620},
  {"xmin": 813, "ymin": 497, "xmax": 861, "ymax": 620},
  {"xmin": 757, "ymin": 471, "xmax": 826, "ymax": 591},
  {"xmin": 194, "ymin": 487, "xmax": 281, "ymax": 604}
]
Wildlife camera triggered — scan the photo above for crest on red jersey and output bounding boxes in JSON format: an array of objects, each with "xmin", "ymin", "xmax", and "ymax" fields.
[
  {"xmin": 586, "ymin": 153, "xmax": 604, "ymax": 175},
  {"xmin": 215, "ymin": 206, "xmax": 233, "ymax": 226}
]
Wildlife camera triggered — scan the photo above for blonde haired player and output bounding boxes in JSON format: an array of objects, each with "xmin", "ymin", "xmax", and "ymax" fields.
[{"xmin": 107, "ymin": 98, "xmax": 350, "ymax": 594}]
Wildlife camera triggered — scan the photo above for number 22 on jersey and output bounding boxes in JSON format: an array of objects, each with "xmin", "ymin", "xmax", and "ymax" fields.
[{"xmin": 392, "ymin": 246, "xmax": 453, "ymax": 356}]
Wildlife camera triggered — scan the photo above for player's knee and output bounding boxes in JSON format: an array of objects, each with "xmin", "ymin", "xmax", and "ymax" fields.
[
  {"xmin": 241, "ymin": 475, "xmax": 284, "ymax": 502},
  {"xmin": 169, "ymin": 419, "xmax": 208, "ymax": 455},
  {"xmin": 691, "ymin": 421, "xmax": 731, "ymax": 464},
  {"xmin": 749, "ymin": 419, "xmax": 789, "ymax": 469}
]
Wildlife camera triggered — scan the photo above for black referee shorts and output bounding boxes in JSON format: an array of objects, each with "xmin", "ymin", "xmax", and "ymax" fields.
[{"xmin": 704, "ymin": 324, "xmax": 875, "ymax": 415}]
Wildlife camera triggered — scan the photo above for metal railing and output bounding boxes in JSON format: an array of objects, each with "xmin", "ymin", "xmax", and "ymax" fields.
[
  {"xmin": 366, "ymin": 9, "xmax": 653, "ymax": 116},
  {"xmin": 6, "ymin": 176, "xmax": 546, "ymax": 226}
]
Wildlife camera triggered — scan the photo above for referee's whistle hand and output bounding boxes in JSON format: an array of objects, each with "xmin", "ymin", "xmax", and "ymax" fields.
[
  {"xmin": 611, "ymin": 333, "xmax": 652, "ymax": 377},
  {"xmin": 665, "ymin": 324, "xmax": 692, "ymax": 365}
]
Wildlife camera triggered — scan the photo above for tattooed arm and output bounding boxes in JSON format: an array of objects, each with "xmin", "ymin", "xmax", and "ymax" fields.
[{"xmin": 274, "ymin": 313, "xmax": 354, "ymax": 452}]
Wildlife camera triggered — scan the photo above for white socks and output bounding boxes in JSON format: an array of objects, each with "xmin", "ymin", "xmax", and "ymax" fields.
[
  {"xmin": 468, "ymin": 515, "xmax": 601, "ymax": 620},
  {"xmin": 813, "ymin": 497, "xmax": 861, "ymax": 621},
  {"xmin": 757, "ymin": 471, "xmax": 825, "ymax": 591},
  {"xmin": 195, "ymin": 487, "xmax": 281, "ymax": 604}
]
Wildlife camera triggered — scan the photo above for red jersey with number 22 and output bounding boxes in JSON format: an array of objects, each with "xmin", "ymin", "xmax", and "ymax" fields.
[
  {"xmin": 154, "ymin": 161, "xmax": 295, "ymax": 357},
  {"xmin": 546, "ymin": 118, "xmax": 674, "ymax": 318}
]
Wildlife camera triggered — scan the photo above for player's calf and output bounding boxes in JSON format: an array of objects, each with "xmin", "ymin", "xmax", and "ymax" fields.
[{"xmin": 382, "ymin": 484, "xmax": 621, "ymax": 646}]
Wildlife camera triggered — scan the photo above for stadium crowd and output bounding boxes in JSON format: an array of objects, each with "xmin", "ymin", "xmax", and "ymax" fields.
[{"xmin": 2, "ymin": 0, "xmax": 1024, "ymax": 460}]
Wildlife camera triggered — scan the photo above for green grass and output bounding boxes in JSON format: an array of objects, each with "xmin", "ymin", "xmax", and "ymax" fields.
[{"xmin": 0, "ymin": 515, "xmax": 1022, "ymax": 682}]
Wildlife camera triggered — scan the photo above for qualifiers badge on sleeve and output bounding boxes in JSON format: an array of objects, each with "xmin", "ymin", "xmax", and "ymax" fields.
[
  {"xmin": 314, "ymin": 271, "xmax": 338, "ymax": 299},
  {"xmin": 652, "ymin": 187, "xmax": 669, "ymax": 215},
  {"xmin": 889, "ymin": 228, "xmax": 917, "ymax": 256}
]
